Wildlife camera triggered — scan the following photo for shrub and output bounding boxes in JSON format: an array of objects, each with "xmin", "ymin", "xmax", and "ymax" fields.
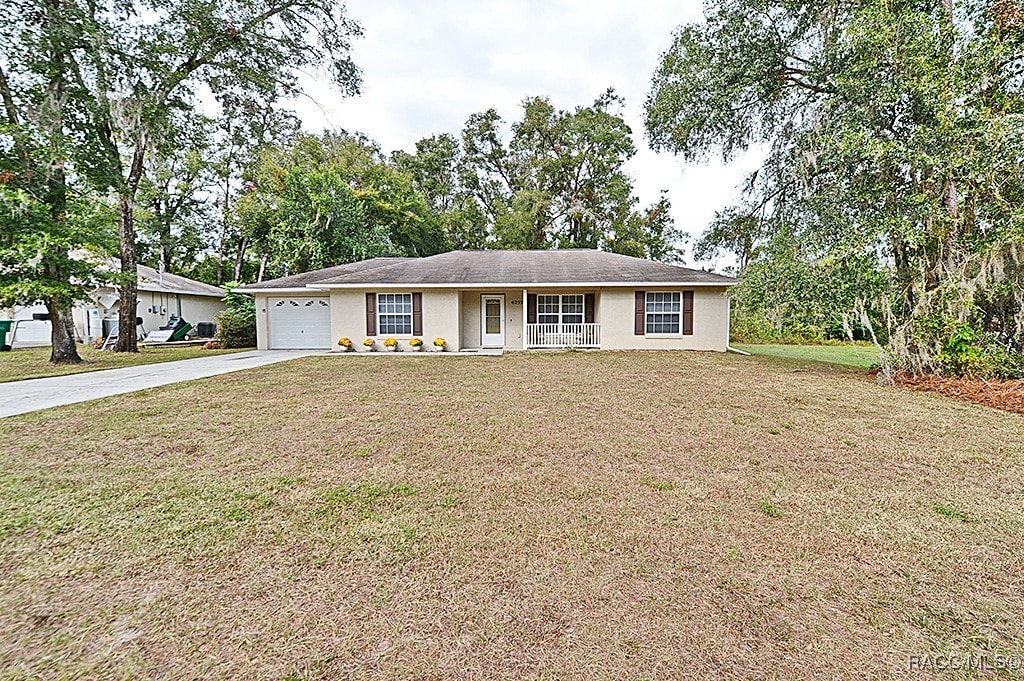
[
  {"xmin": 729, "ymin": 313, "xmax": 828, "ymax": 344},
  {"xmin": 928, "ymin": 321, "xmax": 1024, "ymax": 379},
  {"xmin": 214, "ymin": 290, "xmax": 256, "ymax": 348},
  {"xmin": 935, "ymin": 324, "xmax": 988, "ymax": 377},
  {"xmin": 730, "ymin": 313, "xmax": 873, "ymax": 346},
  {"xmin": 215, "ymin": 310, "xmax": 256, "ymax": 348}
]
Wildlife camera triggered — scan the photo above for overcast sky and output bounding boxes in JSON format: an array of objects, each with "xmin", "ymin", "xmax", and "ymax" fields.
[{"xmin": 288, "ymin": 0, "xmax": 762, "ymax": 267}]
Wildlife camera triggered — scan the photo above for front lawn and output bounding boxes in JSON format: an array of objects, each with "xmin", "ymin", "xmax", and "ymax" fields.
[
  {"xmin": 734, "ymin": 342, "xmax": 880, "ymax": 369},
  {"xmin": 0, "ymin": 345, "xmax": 246, "ymax": 383},
  {"xmin": 1, "ymin": 351, "xmax": 1021, "ymax": 678}
]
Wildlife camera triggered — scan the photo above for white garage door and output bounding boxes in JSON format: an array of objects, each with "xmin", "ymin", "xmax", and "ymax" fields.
[{"xmin": 268, "ymin": 297, "xmax": 331, "ymax": 349}]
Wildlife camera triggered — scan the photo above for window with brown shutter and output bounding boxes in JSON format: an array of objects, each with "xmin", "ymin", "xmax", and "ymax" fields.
[
  {"xmin": 376, "ymin": 293, "xmax": 414, "ymax": 334},
  {"xmin": 365, "ymin": 292, "xmax": 376, "ymax": 336},
  {"xmin": 634, "ymin": 291, "xmax": 645, "ymax": 335},
  {"xmin": 412, "ymin": 292, "xmax": 423, "ymax": 335}
]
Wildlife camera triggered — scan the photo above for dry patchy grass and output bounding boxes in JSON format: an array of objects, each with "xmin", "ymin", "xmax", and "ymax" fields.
[
  {"xmin": 0, "ymin": 345, "xmax": 245, "ymax": 383},
  {"xmin": 1, "ymin": 351, "xmax": 1022, "ymax": 679}
]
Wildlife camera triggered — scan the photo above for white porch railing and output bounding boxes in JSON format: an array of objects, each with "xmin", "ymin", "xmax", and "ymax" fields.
[{"xmin": 526, "ymin": 323, "xmax": 601, "ymax": 348}]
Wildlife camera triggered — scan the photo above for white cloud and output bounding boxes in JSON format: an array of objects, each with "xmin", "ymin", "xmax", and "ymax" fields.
[{"xmin": 287, "ymin": 0, "xmax": 759, "ymax": 267}]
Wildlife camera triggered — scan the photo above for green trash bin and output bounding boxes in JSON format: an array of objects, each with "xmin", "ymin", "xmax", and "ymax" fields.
[{"xmin": 0, "ymin": 320, "xmax": 12, "ymax": 351}]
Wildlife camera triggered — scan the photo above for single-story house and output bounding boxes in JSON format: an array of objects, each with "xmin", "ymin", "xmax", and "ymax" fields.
[
  {"xmin": 4, "ymin": 265, "xmax": 226, "ymax": 346},
  {"xmin": 235, "ymin": 250, "xmax": 737, "ymax": 352}
]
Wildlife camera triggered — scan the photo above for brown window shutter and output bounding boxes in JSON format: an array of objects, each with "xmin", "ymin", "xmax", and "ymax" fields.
[
  {"xmin": 412, "ymin": 292, "xmax": 423, "ymax": 335},
  {"xmin": 584, "ymin": 293, "xmax": 595, "ymax": 324},
  {"xmin": 682, "ymin": 290, "xmax": 694, "ymax": 335},
  {"xmin": 527, "ymin": 294, "xmax": 537, "ymax": 324},
  {"xmin": 634, "ymin": 291, "xmax": 645, "ymax": 335},
  {"xmin": 365, "ymin": 292, "xmax": 376, "ymax": 336}
]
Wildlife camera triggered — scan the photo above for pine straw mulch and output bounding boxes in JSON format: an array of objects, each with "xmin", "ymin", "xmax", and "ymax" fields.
[{"xmin": 894, "ymin": 372, "xmax": 1024, "ymax": 414}]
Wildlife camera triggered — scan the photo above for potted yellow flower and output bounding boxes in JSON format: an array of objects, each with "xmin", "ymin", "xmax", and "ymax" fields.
[
  {"xmin": 363, "ymin": 338, "xmax": 376, "ymax": 351},
  {"xmin": 408, "ymin": 337, "xmax": 424, "ymax": 352},
  {"xmin": 337, "ymin": 337, "xmax": 353, "ymax": 352},
  {"xmin": 382, "ymin": 336, "xmax": 399, "ymax": 352},
  {"xmin": 433, "ymin": 337, "xmax": 447, "ymax": 352}
]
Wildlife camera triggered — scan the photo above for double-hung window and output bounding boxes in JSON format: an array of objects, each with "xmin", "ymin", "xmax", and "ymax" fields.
[
  {"xmin": 536, "ymin": 294, "xmax": 584, "ymax": 325},
  {"xmin": 537, "ymin": 295, "xmax": 561, "ymax": 325},
  {"xmin": 377, "ymin": 293, "xmax": 413, "ymax": 335},
  {"xmin": 646, "ymin": 292, "xmax": 681, "ymax": 334}
]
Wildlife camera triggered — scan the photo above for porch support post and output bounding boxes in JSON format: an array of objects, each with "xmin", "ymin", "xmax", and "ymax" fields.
[{"xmin": 522, "ymin": 288, "xmax": 528, "ymax": 350}]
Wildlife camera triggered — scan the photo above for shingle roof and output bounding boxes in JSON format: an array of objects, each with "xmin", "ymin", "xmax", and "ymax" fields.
[
  {"xmin": 312, "ymin": 250, "xmax": 737, "ymax": 286},
  {"xmin": 238, "ymin": 258, "xmax": 414, "ymax": 290},
  {"xmin": 137, "ymin": 265, "xmax": 226, "ymax": 298}
]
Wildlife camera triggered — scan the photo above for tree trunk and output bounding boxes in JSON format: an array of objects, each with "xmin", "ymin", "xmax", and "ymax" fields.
[
  {"xmin": 233, "ymin": 235, "xmax": 248, "ymax": 282},
  {"xmin": 46, "ymin": 299, "xmax": 82, "ymax": 364},
  {"xmin": 160, "ymin": 242, "xmax": 172, "ymax": 273},
  {"xmin": 114, "ymin": 193, "xmax": 140, "ymax": 352},
  {"xmin": 257, "ymin": 251, "xmax": 268, "ymax": 282},
  {"xmin": 37, "ymin": 2, "xmax": 79, "ymax": 365},
  {"xmin": 155, "ymin": 198, "xmax": 173, "ymax": 272},
  {"xmin": 215, "ymin": 167, "xmax": 232, "ymax": 286}
]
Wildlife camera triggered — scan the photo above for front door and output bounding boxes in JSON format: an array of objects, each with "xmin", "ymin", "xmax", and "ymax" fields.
[{"xmin": 481, "ymin": 294, "xmax": 505, "ymax": 347}]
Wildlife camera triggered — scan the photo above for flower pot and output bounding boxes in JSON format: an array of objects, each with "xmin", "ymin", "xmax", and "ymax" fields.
[
  {"xmin": 383, "ymin": 345, "xmax": 397, "ymax": 352},
  {"xmin": 408, "ymin": 344, "xmax": 422, "ymax": 352},
  {"xmin": 433, "ymin": 345, "xmax": 446, "ymax": 353}
]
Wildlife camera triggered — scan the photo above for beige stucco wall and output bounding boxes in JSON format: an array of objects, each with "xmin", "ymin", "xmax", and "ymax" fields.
[
  {"xmin": 460, "ymin": 286, "xmax": 729, "ymax": 351},
  {"xmin": 174, "ymin": 290, "xmax": 224, "ymax": 325},
  {"xmin": 255, "ymin": 294, "xmax": 270, "ymax": 350},
  {"xmin": 252, "ymin": 285, "xmax": 731, "ymax": 352},
  {"xmin": 600, "ymin": 287, "xmax": 731, "ymax": 351},
  {"xmin": 330, "ymin": 288, "xmax": 462, "ymax": 352},
  {"xmin": 135, "ymin": 292, "xmax": 224, "ymax": 331},
  {"xmin": 460, "ymin": 289, "xmax": 526, "ymax": 350}
]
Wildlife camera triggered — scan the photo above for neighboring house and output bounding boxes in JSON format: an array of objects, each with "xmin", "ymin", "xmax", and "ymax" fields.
[
  {"xmin": 236, "ymin": 250, "xmax": 738, "ymax": 352},
  {"xmin": 4, "ymin": 265, "xmax": 226, "ymax": 346}
]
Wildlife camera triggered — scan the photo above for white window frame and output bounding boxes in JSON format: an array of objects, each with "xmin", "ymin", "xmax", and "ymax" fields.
[
  {"xmin": 536, "ymin": 294, "xmax": 585, "ymax": 326},
  {"xmin": 645, "ymin": 291, "xmax": 681, "ymax": 335},
  {"xmin": 377, "ymin": 292, "xmax": 413, "ymax": 336}
]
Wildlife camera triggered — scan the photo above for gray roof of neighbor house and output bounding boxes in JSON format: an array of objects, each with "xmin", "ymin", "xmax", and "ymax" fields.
[
  {"xmin": 239, "ymin": 250, "xmax": 737, "ymax": 291},
  {"xmin": 239, "ymin": 258, "xmax": 414, "ymax": 290},
  {"xmin": 137, "ymin": 265, "xmax": 227, "ymax": 298}
]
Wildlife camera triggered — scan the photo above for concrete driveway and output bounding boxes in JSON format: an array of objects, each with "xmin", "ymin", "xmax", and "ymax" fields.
[{"xmin": 2, "ymin": 350, "xmax": 322, "ymax": 418}]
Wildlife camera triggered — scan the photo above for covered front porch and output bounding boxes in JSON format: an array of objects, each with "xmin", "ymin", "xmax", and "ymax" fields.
[{"xmin": 459, "ymin": 289, "xmax": 602, "ymax": 350}]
